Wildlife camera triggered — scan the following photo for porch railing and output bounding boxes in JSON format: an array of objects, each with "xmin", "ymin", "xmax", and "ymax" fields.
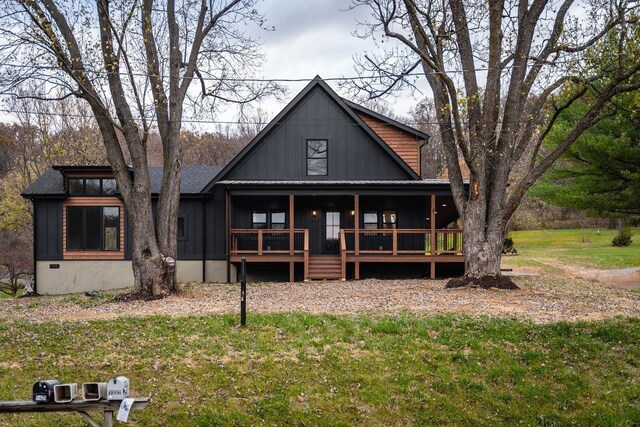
[
  {"xmin": 230, "ymin": 229, "xmax": 308, "ymax": 255},
  {"xmin": 340, "ymin": 229, "xmax": 463, "ymax": 256}
]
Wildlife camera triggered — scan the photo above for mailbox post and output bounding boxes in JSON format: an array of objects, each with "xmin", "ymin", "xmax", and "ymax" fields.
[{"xmin": 240, "ymin": 257, "xmax": 247, "ymax": 326}]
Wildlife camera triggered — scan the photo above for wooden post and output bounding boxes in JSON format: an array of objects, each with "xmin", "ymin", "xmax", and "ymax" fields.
[
  {"xmin": 430, "ymin": 194, "xmax": 436, "ymax": 279},
  {"xmin": 430, "ymin": 195, "xmax": 436, "ymax": 255},
  {"xmin": 226, "ymin": 190, "xmax": 231, "ymax": 283},
  {"xmin": 392, "ymin": 228, "xmax": 397, "ymax": 255},
  {"xmin": 289, "ymin": 194, "xmax": 294, "ymax": 255},
  {"xmin": 354, "ymin": 193, "xmax": 360, "ymax": 280},
  {"xmin": 354, "ymin": 194, "xmax": 360, "ymax": 256},
  {"xmin": 104, "ymin": 410, "xmax": 113, "ymax": 427},
  {"xmin": 303, "ymin": 229, "xmax": 309, "ymax": 281},
  {"xmin": 257, "ymin": 229, "xmax": 263, "ymax": 255},
  {"xmin": 289, "ymin": 261, "xmax": 294, "ymax": 283}
]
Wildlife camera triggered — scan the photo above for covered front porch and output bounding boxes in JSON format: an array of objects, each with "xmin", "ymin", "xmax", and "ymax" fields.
[{"xmin": 222, "ymin": 181, "xmax": 464, "ymax": 282}]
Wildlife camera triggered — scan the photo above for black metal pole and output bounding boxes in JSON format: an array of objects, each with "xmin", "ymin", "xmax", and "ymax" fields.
[{"xmin": 240, "ymin": 257, "xmax": 246, "ymax": 326}]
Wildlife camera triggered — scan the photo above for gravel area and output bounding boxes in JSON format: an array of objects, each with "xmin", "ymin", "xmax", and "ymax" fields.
[{"xmin": 1, "ymin": 276, "xmax": 638, "ymax": 324}]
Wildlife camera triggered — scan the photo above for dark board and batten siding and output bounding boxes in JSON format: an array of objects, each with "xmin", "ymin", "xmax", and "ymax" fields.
[
  {"xmin": 226, "ymin": 87, "xmax": 412, "ymax": 181},
  {"xmin": 34, "ymin": 199, "xmax": 63, "ymax": 260}
]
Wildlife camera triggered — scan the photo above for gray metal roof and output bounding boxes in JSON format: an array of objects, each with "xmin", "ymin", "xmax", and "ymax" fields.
[
  {"xmin": 218, "ymin": 179, "xmax": 459, "ymax": 185},
  {"xmin": 148, "ymin": 166, "xmax": 222, "ymax": 193},
  {"xmin": 22, "ymin": 165, "xmax": 222, "ymax": 197}
]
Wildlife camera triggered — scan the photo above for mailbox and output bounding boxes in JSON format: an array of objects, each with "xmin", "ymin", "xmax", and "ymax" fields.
[
  {"xmin": 33, "ymin": 380, "xmax": 61, "ymax": 403},
  {"xmin": 107, "ymin": 376, "xmax": 130, "ymax": 400},
  {"xmin": 82, "ymin": 382, "xmax": 107, "ymax": 401},
  {"xmin": 53, "ymin": 383, "xmax": 77, "ymax": 403}
]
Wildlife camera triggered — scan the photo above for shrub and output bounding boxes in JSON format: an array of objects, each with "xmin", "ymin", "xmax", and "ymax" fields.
[
  {"xmin": 502, "ymin": 235, "xmax": 517, "ymax": 254},
  {"xmin": 612, "ymin": 227, "xmax": 633, "ymax": 247}
]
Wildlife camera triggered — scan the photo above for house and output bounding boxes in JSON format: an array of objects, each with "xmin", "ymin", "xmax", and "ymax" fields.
[{"xmin": 22, "ymin": 77, "xmax": 465, "ymax": 295}]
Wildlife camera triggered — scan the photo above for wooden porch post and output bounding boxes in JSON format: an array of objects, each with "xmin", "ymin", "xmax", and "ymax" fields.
[
  {"xmin": 289, "ymin": 194, "xmax": 294, "ymax": 255},
  {"xmin": 226, "ymin": 190, "xmax": 232, "ymax": 283},
  {"xmin": 289, "ymin": 194, "xmax": 295, "ymax": 282},
  {"xmin": 430, "ymin": 194, "xmax": 436, "ymax": 279},
  {"xmin": 354, "ymin": 193, "xmax": 360, "ymax": 280}
]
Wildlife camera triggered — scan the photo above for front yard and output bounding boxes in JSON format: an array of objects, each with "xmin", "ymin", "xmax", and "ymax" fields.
[
  {"xmin": 0, "ymin": 313, "xmax": 638, "ymax": 425},
  {"xmin": 1, "ymin": 276, "xmax": 639, "ymax": 323}
]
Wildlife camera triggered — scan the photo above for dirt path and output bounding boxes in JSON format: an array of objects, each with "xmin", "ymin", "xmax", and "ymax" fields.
[
  {"xmin": 1, "ymin": 276, "xmax": 638, "ymax": 324},
  {"xmin": 507, "ymin": 257, "xmax": 640, "ymax": 290}
]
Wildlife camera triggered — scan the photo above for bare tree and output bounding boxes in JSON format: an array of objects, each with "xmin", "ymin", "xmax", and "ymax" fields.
[
  {"xmin": 349, "ymin": 0, "xmax": 640, "ymax": 283},
  {"xmin": 0, "ymin": 1, "xmax": 279, "ymax": 296},
  {"xmin": 409, "ymin": 99, "xmax": 446, "ymax": 178},
  {"xmin": 0, "ymin": 228, "xmax": 32, "ymax": 297}
]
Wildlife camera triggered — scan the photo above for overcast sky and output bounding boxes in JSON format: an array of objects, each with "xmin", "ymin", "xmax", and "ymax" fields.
[{"xmin": 235, "ymin": 0, "xmax": 425, "ymax": 123}]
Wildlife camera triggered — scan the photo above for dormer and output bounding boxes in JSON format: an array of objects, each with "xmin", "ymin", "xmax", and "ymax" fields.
[{"xmin": 54, "ymin": 166, "xmax": 118, "ymax": 196}]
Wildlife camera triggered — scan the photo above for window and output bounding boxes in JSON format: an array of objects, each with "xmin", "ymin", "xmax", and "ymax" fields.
[
  {"xmin": 271, "ymin": 211, "xmax": 286, "ymax": 229},
  {"xmin": 66, "ymin": 178, "xmax": 118, "ymax": 196},
  {"xmin": 363, "ymin": 211, "xmax": 378, "ymax": 229},
  {"xmin": 102, "ymin": 179, "xmax": 117, "ymax": 195},
  {"xmin": 177, "ymin": 217, "xmax": 185, "ymax": 239},
  {"xmin": 307, "ymin": 139, "xmax": 327, "ymax": 176},
  {"xmin": 252, "ymin": 211, "xmax": 267, "ymax": 229},
  {"xmin": 326, "ymin": 211, "xmax": 340, "ymax": 240},
  {"xmin": 67, "ymin": 206, "xmax": 120, "ymax": 251},
  {"xmin": 85, "ymin": 179, "xmax": 101, "ymax": 195},
  {"xmin": 68, "ymin": 179, "xmax": 84, "ymax": 195},
  {"xmin": 382, "ymin": 210, "xmax": 397, "ymax": 229}
]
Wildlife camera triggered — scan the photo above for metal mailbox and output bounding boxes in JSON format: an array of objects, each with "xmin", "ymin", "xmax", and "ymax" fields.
[
  {"xmin": 53, "ymin": 383, "xmax": 77, "ymax": 403},
  {"xmin": 106, "ymin": 376, "xmax": 130, "ymax": 400},
  {"xmin": 82, "ymin": 382, "xmax": 107, "ymax": 401},
  {"xmin": 32, "ymin": 380, "xmax": 61, "ymax": 403}
]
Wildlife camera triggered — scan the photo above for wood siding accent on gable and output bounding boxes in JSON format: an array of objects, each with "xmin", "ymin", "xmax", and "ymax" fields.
[
  {"xmin": 226, "ymin": 87, "xmax": 412, "ymax": 181},
  {"xmin": 357, "ymin": 112, "xmax": 421, "ymax": 176},
  {"xmin": 62, "ymin": 197, "xmax": 125, "ymax": 260}
]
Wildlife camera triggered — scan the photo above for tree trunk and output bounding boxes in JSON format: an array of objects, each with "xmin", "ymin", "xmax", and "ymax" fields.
[
  {"xmin": 127, "ymin": 189, "xmax": 174, "ymax": 296},
  {"xmin": 462, "ymin": 203, "xmax": 505, "ymax": 278}
]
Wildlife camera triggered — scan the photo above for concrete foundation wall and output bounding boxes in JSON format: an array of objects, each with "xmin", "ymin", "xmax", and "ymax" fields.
[
  {"xmin": 206, "ymin": 260, "xmax": 236, "ymax": 283},
  {"xmin": 35, "ymin": 260, "xmax": 234, "ymax": 295}
]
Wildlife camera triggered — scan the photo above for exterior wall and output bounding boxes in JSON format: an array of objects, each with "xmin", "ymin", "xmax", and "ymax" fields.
[
  {"xmin": 36, "ymin": 260, "xmax": 134, "ymax": 294},
  {"xmin": 226, "ymin": 86, "xmax": 412, "ymax": 181},
  {"xmin": 35, "ymin": 260, "xmax": 233, "ymax": 294},
  {"xmin": 34, "ymin": 199, "xmax": 63, "ymax": 260},
  {"xmin": 177, "ymin": 199, "xmax": 205, "ymax": 260},
  {"xmin": 358, "ymin": 112, "xmax": 421, "ymax": 175},
  {"xmin": 206, "ymin": 260, "xmax": 236, "ymax": 283}
]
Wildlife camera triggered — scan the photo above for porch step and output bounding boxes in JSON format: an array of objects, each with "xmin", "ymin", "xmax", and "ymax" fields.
[{"xmin": 307, "ymin": 255, "xmax": 343, "ymax": 280}]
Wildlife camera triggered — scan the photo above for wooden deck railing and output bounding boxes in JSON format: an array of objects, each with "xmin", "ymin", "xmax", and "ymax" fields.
[
  {"xmin": 230, "ymin": 229, "xmax": 307, "ymax": 255},
  {"xmin": 304, "ymin": 230, "xmax": 309, "ymax": 281},
  {"xmin": 341, "ymin": 229, "xmax": 463, "ymax": 255},
  {"xmin": 340, "ymin": 230, "xmax": 347, "ymax": 280}
]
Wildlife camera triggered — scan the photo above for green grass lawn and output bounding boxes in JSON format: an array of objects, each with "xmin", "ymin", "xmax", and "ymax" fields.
[
  {"xmin": 0, "ymin": 290, "xmax": 24, "ymax": 299},
  {"xmin": 0, "ymin": 314, "xmax": 638, "ymax": 426},
  {"xmin": 505, "ymin": 228, "xmax": 640, "ymax": 269}
]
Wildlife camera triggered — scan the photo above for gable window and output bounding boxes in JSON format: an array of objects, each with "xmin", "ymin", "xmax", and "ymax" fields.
[
  {"xmin": 363, "ymin": 211, "xmax": 378, "ymax": 229},
  {"xmin": 67, "ymin": 178, "xmax": 118, "ymax": 196},
  {"xmin": 252, "ymin": 211, "xmax": 267, "ymax": 229},
  {"xmin": 67, "ymin": 206, "xmax": 120, "ymax": 251},
  {"xmin": 307, "ymin": 139, "xmax": 327, "ymax": 176},
  {"xmin": 382, "ymin": 210, "xmax": 397, "ymax": 229},
  {"xmin": 271, "ymin": 212, "xmax": 286, "ymax": 229}
]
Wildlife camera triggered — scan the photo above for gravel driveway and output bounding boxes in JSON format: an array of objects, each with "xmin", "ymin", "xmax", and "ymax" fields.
[{"xmin": 1, "ymin": 276, "xmax": 638, "ymax": 324}]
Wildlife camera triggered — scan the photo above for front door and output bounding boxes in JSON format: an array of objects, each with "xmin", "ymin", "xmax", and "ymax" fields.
[{"xmin": 324, "ymin": 210, "xmax": 341, "ymax": 254}]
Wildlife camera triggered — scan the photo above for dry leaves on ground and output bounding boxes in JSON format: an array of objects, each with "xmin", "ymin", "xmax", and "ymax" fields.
[{"xmin": 1, "ymin": 276, "xmax": 638, "ymax": 324}]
